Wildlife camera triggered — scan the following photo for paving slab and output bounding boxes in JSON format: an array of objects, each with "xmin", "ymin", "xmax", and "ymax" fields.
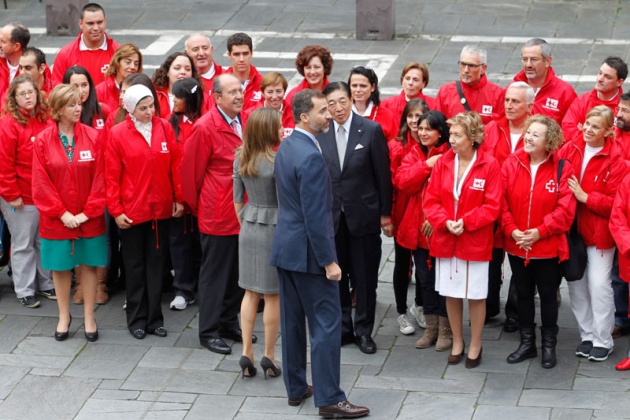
[
  {"xmin": 473, "ymin": 405, "xmax": 551, "ymax": 420},
  {"xmin": 65, "ymin": 343, "xmax": 148, "ymax": 379},
  {"xmin": 186, "ymin": 394, "xmax": 245, "ymax": 420},
  {"xmin": 397, "ymin": 391, "xmax": 477, "ymax": 420},
  {"xmin": 478, "ymin": 372, "xmax": 525, "ymax": 406}
]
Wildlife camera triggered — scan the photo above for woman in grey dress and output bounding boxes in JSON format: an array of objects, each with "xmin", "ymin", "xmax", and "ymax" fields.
[{"xmin": 234, "ymin": 107, "xmax": 283, "ymax": 379}]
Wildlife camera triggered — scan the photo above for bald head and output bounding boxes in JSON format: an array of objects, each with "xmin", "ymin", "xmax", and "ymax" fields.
[
  {"xmin": 213, "ymin": 74, "xmax": 243, "ymax": 118},
  {"xmin": 185, "ymin": 33, "xmax": 213, "ymax": 75}
]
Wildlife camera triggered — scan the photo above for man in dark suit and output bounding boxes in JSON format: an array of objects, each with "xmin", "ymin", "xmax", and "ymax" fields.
[
  {"xmin": 271, "ymin": 89, "xmax": 369, "ymax": 418},
  {"xmin": 318, "ymin": 82, "xmax": 393, "ymax": 354}
]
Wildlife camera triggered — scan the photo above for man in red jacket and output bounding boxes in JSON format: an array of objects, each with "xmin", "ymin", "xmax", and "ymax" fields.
[
  {"xmin": 226, "ymin": 32, "xmax": 263, "ymax": 111},
  {"xmin": 19, "ymin": 48, "xmax": 55, "ymax": 96},
  {"xmin": 0, "ymin": 23, "xmax": 30, "ymax": 97},
  {"xmin": 52, "ymin": 3, "xmax": 119, "ymax": 85},
  {"xmin": 513, "ymin": 38, "xmax": 576, "ymax": 124},
  {"xmin": 185, "ymin": 34, "xmax": 223, "ymax": 93},
  {"xmin": 181, "ymin": 74, "xmax": 254, "ymax": 355},
  {"xmin": 435, "ymin": 45, "xmax": 504, "ymax": 124},
  {"xmin": 562, "ymin": 56, "xmax": 627, "ymax": 142}
]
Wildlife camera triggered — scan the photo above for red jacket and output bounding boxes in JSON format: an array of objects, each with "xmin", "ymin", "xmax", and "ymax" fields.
[
  {"xmin": 363, "ymin": 104, "xmax": 398, "ymax": 142},
  {"xmin": 482, "ymin": 117, "xmax": 524, "ymax": 168},
  {"xmin": 387, "ymin": 134, "xmax": 415, "ymax": 237},
  {"xmin": 435, "ymin": 75, "xmax": 505, "ymax": 124},
  {"xmin": 154, "ymin": 86, "xmax": 171, "ymax": 119},
  {"xmin": 395, "ymin": 140, "xmax": 449, "ymax": 250},
  {"xmin": 52, "ymin": 34, "xmax": 120, "ymax": 85},
  {"xmin": 0, "ymin": 58, "xmax": 8, "ymax": 100},
  {"xmin": 381, "ymin": 90, "xmax": 436, "ymax": 125},
  {"xmin": 95, "ymin": 76, "xmax": 120, "ymax": 112},
  {"xmin": 424, "ymin": 148, "xmax": 502, "ymax": 261},
  {"xmin": 0, "ymin": 112, "xmax": 52, "ymax": 205},
  {"xmin": 181, "ymin": 106, "xmax": 245, "ymax": 235},
  {"xmin": 556, "ymin": 135, "xmax": 626, "ymax": 249},
  {"xmin": 226, "ymin": 65, "xmax": 263, "ymax": 110},
  {"xmin": 614, "ymin": 128, "xmax": 630, "ymax": 161},
  {"xmin": 285, "ymin": 77, "xmax": 330, "ymax": 108},
  {"xmin": 512, "ymin": 68, "xmax": 577, "ymax": 124},
  {"xmin": 32, "ymin": 123, "xmax": 106, "ymax": 240},
  {"xmin": 501, "ymin": 150, "xmax": 576, "ymax": 262},
  {"xmin": 562, "ymin": 88, "xmax": 623, "ymax": 143},
  {"xmin": 105, "ymin": 115, "xmax": 183, "ymax": 224},
  {"xmin": 243, "ymin": 100, "xmax": 295, "ymax": 139},
  {"xmin": 610, "ymin": 174, "xmax": 630, "ymax": 283}
]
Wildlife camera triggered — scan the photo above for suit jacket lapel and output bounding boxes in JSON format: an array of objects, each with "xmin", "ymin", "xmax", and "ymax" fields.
[{"xmin": 319, "ymin": 128, "xmax": 342, "ymax": 176}]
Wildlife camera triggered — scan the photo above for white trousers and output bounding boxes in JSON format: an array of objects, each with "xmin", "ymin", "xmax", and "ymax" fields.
[
  {"xmin": 567, "ymin": 246, "xmax": 615, "ymax": 349},
  {"xmin": 0, "ymin": 200, "xmax": 52, "ymax": 298}
]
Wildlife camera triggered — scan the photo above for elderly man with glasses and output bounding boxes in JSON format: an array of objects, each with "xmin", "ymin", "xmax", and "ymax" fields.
[{"xmin": 435, "ymin": 45, "xmax": 504, "ymax": 124}]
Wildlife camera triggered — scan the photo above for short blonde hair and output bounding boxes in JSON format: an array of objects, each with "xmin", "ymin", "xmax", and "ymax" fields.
[
  {"xmin": 585, "ymin": 105, "xmax": 616, "ymax": 139},
  {"xmin": 524, "ymin": 114, "xmax": 564, "ymax": 152},
  {"xmin": 48, "ymin": 84, "xmax": 81, "ymax": 122},
  {"xmin": 447, "ymin": 111, "xmax": 484, "ymax": 148}
]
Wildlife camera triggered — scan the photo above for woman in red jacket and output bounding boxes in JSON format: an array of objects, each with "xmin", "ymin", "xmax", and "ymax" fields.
[
  {"xmin": 32, "ymin": 84, "xmax": 106, "ymax": 342},
  {"xmin": 166, "ymin": 78, "xmax": 204, "ymax": 311},
  {"xmin": 64, "ymin": 66, "xmax": 111, "ymax": 132},
  {"xmin": 381, "ymin": 62, "xmax": 436, "ymax": 123},
  {"xmin": 424, "ymin": 111, "xmax": 502, "ymax": 369},
  {"xmin": 106, "ymin": 84, "xmax": 184, "ymax": 339},
  {"xmin": 396, "ymin": 110, "xmax": 451, "ymax": 350},
  {"xmin": 557, "ymin": 105, "xmax": 626, "ymax": 362},
  {"xmin": 610, "ymin": 173, "xmax": 630, "ymax": 370},
  {"xmin": 243, "ymin": 72, "xmax": 294, "ymax": 139},
  {"xmin": 388, "ymin": 98, "xmax": 429, "ymax": 336},
  {"xmin": 0, "ymin": 75, "xmax": 54, "ymax": 308},
  {"xmin": 96, "ymin": 43, "xmax": 142, "ymax": 111},
  {"xmin": 284, "ymin": 45, "xmax": 332, "ymax": 105},
  {"xmin": 348, "ymin": 66, "xmax": 398, "ymax": 141},
  {"xmin": 502, "ymin": 115, "xmax": 576, "ymax": 368},
  {"xmin": 151, "ymin": 52, "xmax": 203, "ymax": 118}
]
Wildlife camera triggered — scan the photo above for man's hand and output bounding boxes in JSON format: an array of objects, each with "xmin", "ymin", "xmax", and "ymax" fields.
[{"xmin": 325, "ymin": 262, "xmax": 342, "ymax": 281}]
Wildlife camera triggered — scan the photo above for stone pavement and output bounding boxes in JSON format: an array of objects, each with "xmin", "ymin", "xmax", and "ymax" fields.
[{"xmin": 1, "ymin": 0, "xmax": 630, "ymax": 419}]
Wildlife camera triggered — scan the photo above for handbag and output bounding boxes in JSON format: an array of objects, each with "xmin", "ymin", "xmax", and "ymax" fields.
[{"xmin": 557, "ymin": 159, "xmax": 587, "ymax": 281}]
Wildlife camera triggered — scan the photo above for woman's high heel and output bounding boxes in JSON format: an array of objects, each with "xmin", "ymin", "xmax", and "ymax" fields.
[
  {"xmin": 55, "ymin": 314, "xmax": 72, "ymax": 342},
  {"xmin": 239, "ymin": 355, "xmax": 257, "ymax": 379},
  {"xmin": 260, "ymin": 356, "xmax": 282, "ymax": 379},
  {"xmin": 447, "ymin": 340, "xmax": 465, "ymax": 365},
  {"xmin": 85, "ymin": 323, "xmax": 99, "ymax": 342}
]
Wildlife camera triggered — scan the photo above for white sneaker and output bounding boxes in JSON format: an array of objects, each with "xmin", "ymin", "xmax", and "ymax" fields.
[
  {"xmin": 409, "ymin": 304, "xmax": 426, "ymax": 329},
  {"xmin": 170, "ymin": 295, "xmax": 188, "ymax": 311},
  {"xmin": 398, "ymin": 314, "xmax": 415, "ymax": 335}
]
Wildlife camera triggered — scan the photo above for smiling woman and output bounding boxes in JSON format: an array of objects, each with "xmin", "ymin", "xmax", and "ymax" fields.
[
  {"xmin": 151, "ymin": 52, "xmax": 203, "ymax": 118},
  {"xmin": 285, "ymin": 45, "xmax": 333, "ymax": 106},
  {"xmin": 95, "ymin": 44, "xmax": 143, "ymax": 111}
]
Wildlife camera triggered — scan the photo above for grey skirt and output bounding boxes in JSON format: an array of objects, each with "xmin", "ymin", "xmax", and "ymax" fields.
[{"xmin": 238, "ymin": 220, "xmax": 279, "ymax": 294}]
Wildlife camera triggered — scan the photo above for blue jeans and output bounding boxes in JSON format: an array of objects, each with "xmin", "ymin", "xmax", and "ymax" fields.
[{"xmin": 612, "ymin": 251, "xmax": 630, "ymax": 329}]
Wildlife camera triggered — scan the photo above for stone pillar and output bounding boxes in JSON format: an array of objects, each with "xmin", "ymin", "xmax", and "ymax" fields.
[
  {"xmin": 45, "ymin": 0, "xmax": 88, "ymax": 36},
  {"xmin": 356, "ymin": 0, "xmax": 395, "ymax": 41}
]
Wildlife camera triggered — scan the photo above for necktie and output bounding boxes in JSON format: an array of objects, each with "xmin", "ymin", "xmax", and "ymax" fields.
[
  {"xmin": 230, "ymin": 120, "xmax": 242, "ymax": 139},
  {"xmin": 337, "ymin": 125, "xmax": 347, "ymax": 170}
]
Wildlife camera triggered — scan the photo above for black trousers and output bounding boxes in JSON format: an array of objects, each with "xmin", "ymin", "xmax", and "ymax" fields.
[
  {"xmin": 393, "ymin": 240, "xmax": 422, "ymax": 315},
  {"xmin": 336, "ymin": 213, "xmax": 381, "ymax": 337},
  {"xmin": 413, "ymin": 248, "xmax": 446, "ymax": 317},
  {"xmin": 121, "ymin": 220, "xmax": 168, "ymax": 332},
  {"xmin": 198, "ymin": 234, "xmax": 243, "ymax": 341},
  {"xmin": 507, "ymin": 254, "xmax": 560, "ymax": 328},
  {"xmin": 168, "ymin": 214, "xmax": 201, "ymax": 302},
  {"xmin": 487, "ymin": 247, "xmax": 504, "ymax": 319}
]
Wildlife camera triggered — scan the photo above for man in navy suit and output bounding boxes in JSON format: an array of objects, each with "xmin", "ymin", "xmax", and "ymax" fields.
[
  {"xmin": 271, "ymin": 89, "xmax": 369, "ymax": 419},
  {"xmin": 318, "ymin": 82, "xmax": 393, "ymax": 354}
]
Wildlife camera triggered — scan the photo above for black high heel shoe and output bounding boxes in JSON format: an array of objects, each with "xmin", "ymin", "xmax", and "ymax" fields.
[
  {"xmin": 85, "ymin": 323, "xmax": 99, "ymax": 342},
  {"xmin": 260, "ymin": 356, "xmax": 282, "ymax": 379},
  {"xmin": 239, "ymin": 355, "xmax": 257, "ymax": 378},
  {"xmin": 55, "ymin": 315, "xmax": 72, "ymax": 341}
]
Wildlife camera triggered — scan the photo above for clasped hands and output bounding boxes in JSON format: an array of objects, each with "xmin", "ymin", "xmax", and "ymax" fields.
[
  {"xmin": 511, "ymin": 228, "xmax": 541, "ymax": 251},
  {"xmin": 61, "ymin": 211, "xmax": 88, "ymax": 229},
  {"xmin": 446, "ymin": 218, "xmax": 464, "ymax": 236}
]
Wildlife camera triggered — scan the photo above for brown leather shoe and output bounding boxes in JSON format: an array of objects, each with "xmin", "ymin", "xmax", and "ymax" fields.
[
  {"xmin": 95, "ymin": 267, "xmax": 109, "ymax": 304},
  {"xmin": 319, "ymin": 400, "xmax": 369, "ymax": 419},
  {"xmin": 612, "ymin": 325, "xmax": 630, "ymax": 339},
  {"xmin": 465, "ymin": 346, "xmax": 483, "ymax": 369},
  {"xmin": 288, "ymin": 385, "xmax": 312, "ymax": 406}
]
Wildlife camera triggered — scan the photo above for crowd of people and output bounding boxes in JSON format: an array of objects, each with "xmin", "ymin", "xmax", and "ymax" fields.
[{"xmin": 1, "ymin": 2, "xmax": 630, "ymax": 418}]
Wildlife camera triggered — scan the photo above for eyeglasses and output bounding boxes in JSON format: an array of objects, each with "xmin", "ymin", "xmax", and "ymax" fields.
[
  {"xmin": 458, "ymin": 61, "xmax": 484, "ymax": 69},
  {"xmin": 16, "ymin": 89, "xmax": 35, "ymax": 98},
  {"xmin": 521, "ymin": 57, "xmax": 543, "ymax": 64}
]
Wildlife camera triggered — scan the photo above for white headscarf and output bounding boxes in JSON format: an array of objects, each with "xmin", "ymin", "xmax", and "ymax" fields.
[{"xmin": 123, "ymin": 85, "xmax": 153, "ymax": 145}]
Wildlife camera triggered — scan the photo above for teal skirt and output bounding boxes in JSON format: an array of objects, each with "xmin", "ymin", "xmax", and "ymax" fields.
[{"xmin": 41, "ymin": 234, "xmax": 108, "ymax": 271}]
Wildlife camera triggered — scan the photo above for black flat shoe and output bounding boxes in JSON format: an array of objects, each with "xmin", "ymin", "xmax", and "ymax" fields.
[
  {"xmin": 239, "ymin": 355, "xmax": 257, "ymax": 378},
  {"xmin": 85, "ymin": 328, "xmax": 99, "ymax": 342},
  {"xmin": 260, "ymin": 356, "xmax": 282, "ymax": 379},
  {"xmin": 356, "ymin": 335, "xmax": 377, "ymax": 354},
  {"xmin": 131, "ymin": 329, "xmax": 146, "ymax": 339},
  {"xmin": 55, "ymin": 315, "xmax": 72, "ymax": 342},
  {"xmin": 149, "ymin": 327, "xmax": 167, "ymax": 337}
]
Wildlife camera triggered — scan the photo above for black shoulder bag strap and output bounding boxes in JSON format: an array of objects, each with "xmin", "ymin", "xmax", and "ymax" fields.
[{"xmin": 456, "ymin": 80, "xmax": 472, "ymax": 112}]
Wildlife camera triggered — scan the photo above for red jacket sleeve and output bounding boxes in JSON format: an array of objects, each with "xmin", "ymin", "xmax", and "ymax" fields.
[
  {"xmin": 163, "ymin": 121, "xmax": 185, "ymax": 204},
  {"xmin": 181, "ymin": 123, "xmax": 211, "ymax": 215},
  {"xmin": 82, "ymin": 137, "xmax": 106, "ymax": 219},
  {"xmin": 424, "ymin": 157, "xmax": 450, "ymax": 232},
  {"xmin": 461, "ymin": 159, "xmax": 502, "ymax": 232},
  {"xmin": 31, "ymin": 136, "xmax": 67, "ymax": 218},
  {"xmin": 500, "ymin": 157, "xmax": 519, "ymax": 237},
  {"xmin": 0, "ymin": 118, "xmax": 22, "ymax": 202},
  {"xmin": 395, "ymin": 148, "xmax": 431, "ymax": 196},
  {"xmin": 105, "ymin": 130, "xmax": 125, "ymax": 218},
  {"xmin": 610, "ymin": 175, "xmax": 630, "ymax": 258}
]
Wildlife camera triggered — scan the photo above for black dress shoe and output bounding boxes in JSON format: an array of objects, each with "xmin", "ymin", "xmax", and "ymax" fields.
[
  {"xmin": 288, "ymin": 385, "xmax": 312, "ymax": 406},
  {"xmin": 55, "ymin": 315, "xmax": 72, "ymax": 342},
  {"xmin": 341, "ymin": 333, "xmax": 355, "ymax": 346},
  {"xmin": 319, "ymin": 400, "xmax": 370, "ymax": 419},
  {"xmin": 219, "ymin": 329, "xmax": 257, "ymax": 343},
  {"xmin": 356, "ymin": 335, "xmax": 377, "ymax": 354},
  {"xmin": 131, "ymin": 329, "xmax": 146, "ymax": 339},
  {"xmin": 201, "ymin": 337, "xmax": 232, "ymax": 354},
  {"xmin": 149, "ymin": 327, "xmax": 167, "ymax": 337},
  {"xmin": 503, "ymin": 317, "xmax": 519, "ymax": 333}
]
